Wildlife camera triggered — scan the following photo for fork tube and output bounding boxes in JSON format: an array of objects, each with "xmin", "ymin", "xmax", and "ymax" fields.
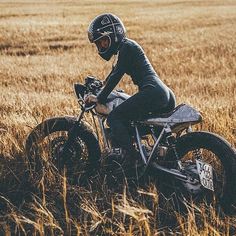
[
  {"xmin": 135, "ymin": 126, "xmax": 147, "ymax": 164},
  {"xmin": 59, "ymin": 109, "xmax": 85, "ymax": 167},
  {"xmin": 98, "ymin": 117, "xmax": 110, "ymax": 150},
  {"xmin": 76, "ymin": 109, "xmax": 85, "ymax": 123}
]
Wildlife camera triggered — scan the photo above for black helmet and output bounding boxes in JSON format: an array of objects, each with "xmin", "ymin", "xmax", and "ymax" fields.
[{"xmin": 88, "ymin": 13, "xmax": 126, "ymax": 61}]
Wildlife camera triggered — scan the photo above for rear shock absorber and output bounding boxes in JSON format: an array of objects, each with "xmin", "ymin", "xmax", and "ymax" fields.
[
  {"xmin": 165, "ymin": 127, "xmax": 177, "ymax": 156},
  {"xmin": 165, "ymin": 126, "xmax": 183, "ymax": 170}
]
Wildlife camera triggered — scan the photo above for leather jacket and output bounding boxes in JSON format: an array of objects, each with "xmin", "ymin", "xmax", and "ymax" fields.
[{"xmin": 97, "ymin": 38, "xmax": 167, "ymax": 104}]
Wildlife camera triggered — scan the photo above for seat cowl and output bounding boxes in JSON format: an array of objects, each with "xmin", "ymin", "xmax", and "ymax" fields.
[{"xmin": 141, "ymin": 104, "xmax": 202, "ymax": 126}]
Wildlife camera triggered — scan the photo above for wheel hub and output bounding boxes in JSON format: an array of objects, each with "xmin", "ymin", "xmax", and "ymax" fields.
[{"xmin": 50, "ymin": 136, "xmax": 81, "ymax": 165}]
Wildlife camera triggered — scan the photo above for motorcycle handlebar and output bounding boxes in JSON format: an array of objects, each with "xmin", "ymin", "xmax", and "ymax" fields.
[{"xmin": 83, "ymin": 102, "xmax": 97, "ymax": 111}]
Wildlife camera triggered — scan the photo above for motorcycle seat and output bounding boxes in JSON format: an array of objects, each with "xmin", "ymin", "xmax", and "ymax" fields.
[{"xmin": 139, "ymin": 103, "xmax": 202, "ymax": 126}]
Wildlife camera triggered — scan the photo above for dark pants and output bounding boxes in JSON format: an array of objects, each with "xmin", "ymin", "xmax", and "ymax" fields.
[{"xmin": 107, "ymin": 85, "xmax": 176, "ymax": 154}]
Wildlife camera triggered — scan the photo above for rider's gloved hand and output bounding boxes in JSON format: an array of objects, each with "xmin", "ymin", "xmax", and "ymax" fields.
[{"xmin": 84, "ymin": 94, "xmax": 98, "ymax": 105}]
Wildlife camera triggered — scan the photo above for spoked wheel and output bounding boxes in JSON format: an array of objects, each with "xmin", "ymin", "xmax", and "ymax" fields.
[
  {"xmin": 28, "ymin": 131, "xmax": 89, "ymax": 183},
  {"xmin": 170, "ymin": 131, "xmax": 236, "ymax": 211},
  {"xmin": 25, "ymin": 117, "xmax": 101, "ymax": 185}
]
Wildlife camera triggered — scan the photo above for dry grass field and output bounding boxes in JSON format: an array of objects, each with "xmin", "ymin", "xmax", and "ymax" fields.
[{"xmin": 0, "ymin": 0, "xmax": 236, "ymax": 235}]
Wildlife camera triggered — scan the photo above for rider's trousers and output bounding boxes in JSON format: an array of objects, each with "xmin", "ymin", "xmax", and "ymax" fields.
[{"xmin": 106, "ymin": 85, "xmax": 176, "ymax": 156}]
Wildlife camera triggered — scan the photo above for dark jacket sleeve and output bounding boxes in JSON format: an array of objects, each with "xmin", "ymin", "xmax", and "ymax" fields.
[{"xmin": 97, "ymin": 45, "xmax": 128, "ymax": 104}]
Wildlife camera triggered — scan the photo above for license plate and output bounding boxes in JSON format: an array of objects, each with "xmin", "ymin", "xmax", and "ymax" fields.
[{"xmin": 196, "ymin": 160, "xmax": 214, "ymax": 191}]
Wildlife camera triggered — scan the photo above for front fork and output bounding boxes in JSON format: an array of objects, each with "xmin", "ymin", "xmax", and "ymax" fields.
[{"xmin": 58, "ymin": 109, "xmax": 86, "ymax": 170}]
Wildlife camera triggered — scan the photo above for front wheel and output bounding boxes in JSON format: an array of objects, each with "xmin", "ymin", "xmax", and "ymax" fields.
[
  {"xmin": 25, "ymin": 116, "xmax": 101, "ymax": 184},
  {"xmin": 167, "ymin": 131, "xmax": 236, "ymax": 211}
]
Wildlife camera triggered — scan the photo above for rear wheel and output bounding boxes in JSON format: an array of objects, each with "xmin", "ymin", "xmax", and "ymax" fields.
[
  {"xmin": 25, "ymin": 117, "xmax": 101, "ymax": 184},
  {"xmin": 166, "ymin": 131, "xmax": 236, "ymax": 211}
]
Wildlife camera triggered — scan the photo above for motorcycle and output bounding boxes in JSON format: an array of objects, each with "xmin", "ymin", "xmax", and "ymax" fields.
[{"xmin": 25, "ymin": 76, "xmax": 236, "ymax": 209}]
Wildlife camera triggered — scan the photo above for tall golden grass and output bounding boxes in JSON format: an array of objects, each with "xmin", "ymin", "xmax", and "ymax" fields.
[{"xmin": 0, "ymin": 0, "xmax": 235, "ymax": 235}]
